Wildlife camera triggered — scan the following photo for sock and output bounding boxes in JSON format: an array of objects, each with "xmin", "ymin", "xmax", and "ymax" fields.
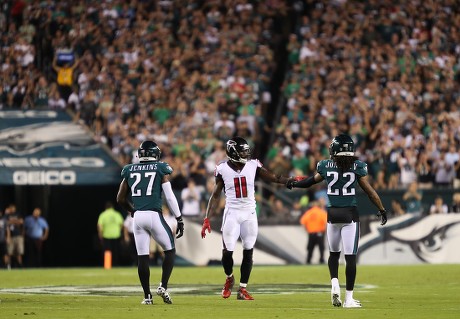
[
  {"xmin": 346, "ymin": 290, "xmax": 353, "ymax": 301},
  {"xmin": 344, "ymin": 254, "xmax": 357, "ymax": 291},
  {"xmin": 221, "ymin": 249, "xmax": 234, "ymax": 276},
  {"xmin": 137, "ymin": 255, "xmax": 151, "ymax": 298},
  {"xmin": 240, "ymin": 249, "xmax": 253, "ymax": 284},
  {"xmin": 328, "ymin": 251, "xmax": 340, "ymax": 279},
  {"xmin": 331, "ymin": 277, "xmax": 339, "ymax": 288},
  {"xmin": 161, "ymin": 249, "xmax": 176, "ymax": 290}
]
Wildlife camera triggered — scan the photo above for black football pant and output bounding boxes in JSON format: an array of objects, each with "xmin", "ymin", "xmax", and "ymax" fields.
[{"xmin": 306, "ymin": 232, "xmax": 325, "ymax": 264}]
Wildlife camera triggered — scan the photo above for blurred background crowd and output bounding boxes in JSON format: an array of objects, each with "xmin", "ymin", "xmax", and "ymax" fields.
[{"xmin": 1, "ymin": 0, "xmax": 460, "ymax": 219}]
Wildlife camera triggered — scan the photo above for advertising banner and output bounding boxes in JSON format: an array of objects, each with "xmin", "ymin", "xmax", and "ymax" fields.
[{"xmin": 0, "ymin": 110, "xmax": 121, "ymax": 185}]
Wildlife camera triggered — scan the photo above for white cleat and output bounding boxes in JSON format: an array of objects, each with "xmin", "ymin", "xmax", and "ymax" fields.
[
  {"xmin": 157, "ymin": 286, "xmax": 173, "ymax": 304},
  {"xmin": 343, "ymin": 298, "xmax": 362, "ymax": 308},
  {"xmin": 331, "ymin": 286, "xmax": 342, "ymax": 307}
]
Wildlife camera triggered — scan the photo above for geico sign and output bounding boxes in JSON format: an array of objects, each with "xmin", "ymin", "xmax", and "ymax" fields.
[
  {"xmin": 13, "ymin": 170, "xmax": 76, "ymax": 185},
  {"xmin": 0, "ymin": 110, "xmax": 57, "ymax": 118},
  {"xmin": 0, "ymin": 157, "xmax": 105, "ymax": 168}
]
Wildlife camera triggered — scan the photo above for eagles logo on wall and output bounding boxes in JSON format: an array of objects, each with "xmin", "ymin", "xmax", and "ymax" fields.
[{"xmin": 0, "ymin": 110, "xmax": 121, "ymax": 185}]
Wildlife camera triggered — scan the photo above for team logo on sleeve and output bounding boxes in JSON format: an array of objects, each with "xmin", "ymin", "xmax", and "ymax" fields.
[{"xmin": 166, "ymin": 164, "xmax": 173, "ymax": 173}]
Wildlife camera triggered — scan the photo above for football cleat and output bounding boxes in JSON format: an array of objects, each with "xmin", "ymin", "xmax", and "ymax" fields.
[
  {"xmin": 141, "ymin": 294, "xmax": 153, "ymax": 305},
  {"xmin": 343, "ymin": 298, "xmax": 362, "ymax": 308},
  {"xmin": 222, "ymin": 275, "xmax": 235, "ymax": 298},
  {"xmin": 237, "ymin": 287, "xmax": 254, "ymax": 300},
  {"xmin": 331, "ymin": 286, "xmax": 342, "ymax": 307},
  {"xmin": 156, "ymin": 286, "xmax": 172, "ymax": 304}
]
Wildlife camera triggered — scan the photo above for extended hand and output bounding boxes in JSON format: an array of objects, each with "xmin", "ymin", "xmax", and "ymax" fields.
[
  {"xmin": 176, "ymin": 216, "xmax": 184, "ymax": 238},
  {"xmin": 286, "ymin": 176, "xmax": 306, "ymax": 189},
  {"xmin": 377, "ymin": 209, "xmax": 388, "ymax": 226},
  {"xmin": 201, "ymin": 218, "xmax": 211, "ymax": 238}
]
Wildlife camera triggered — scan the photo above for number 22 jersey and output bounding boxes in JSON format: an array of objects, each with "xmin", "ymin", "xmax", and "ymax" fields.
[{"xmin": 316, "ymin": 159, "xmax": 368, "ymax": 208}]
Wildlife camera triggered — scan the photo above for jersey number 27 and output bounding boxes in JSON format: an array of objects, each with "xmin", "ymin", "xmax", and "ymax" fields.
[{"xmin": 130, "ymin": 172, "xmax": 156, "ymax": 196}]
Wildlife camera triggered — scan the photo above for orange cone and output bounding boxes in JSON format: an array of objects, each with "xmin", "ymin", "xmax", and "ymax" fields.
[{"xmin": 104, "ymin": 250, "xmax": 112, "ymax": 269}]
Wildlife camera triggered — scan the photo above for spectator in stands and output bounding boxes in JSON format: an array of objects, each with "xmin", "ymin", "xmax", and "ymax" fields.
[
  {"xmin": 433, "ymin": 152, "xmax": 456, "ymax": 187},
  {"xmin": 450, "ymin": 193, "xmax": 460, "ymax": 214},
  {"xmin": 454, "ymin": 160, "xmax": 460, "ymax": 189},
  {"xmin": 415, "ymin": 151, "xmax": 434, "ymax": 189},
  {"xmin": 402, "ymin": 182, "xmax": 424, "ymax": 216},
  {"xmin": 52, "ymin": 56, "xmax": 80, "ymax": 101},
  {"xmin": 429, "ymin": 196, "xmax": 448, "ymax": 215},
  {"xmin": 391, "ymin": 200, "xmax": 406, "ymax": 217},
  {"xmin": 181, "ymin": 179, "xmax": 203, "ymax": 218}
]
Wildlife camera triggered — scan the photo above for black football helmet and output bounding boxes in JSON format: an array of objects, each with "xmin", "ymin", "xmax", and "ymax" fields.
[
  {"xmin": 138, "ymin": 140, "xmax": 161, "ymax": 162},
  {"xmin": 226, "ymin": 137, "xmax": 251, "ymax": 164},
  {"xmin": 329, "ymin": 134, "xmax": 355, "ymax": 157}
]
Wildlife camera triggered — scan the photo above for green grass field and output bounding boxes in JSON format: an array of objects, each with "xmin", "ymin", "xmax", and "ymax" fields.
[{"xmin": 0, "ymin": 264, "xmax": 459, "ymax": 319}]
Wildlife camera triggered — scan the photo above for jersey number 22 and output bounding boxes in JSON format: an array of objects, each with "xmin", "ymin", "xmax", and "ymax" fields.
[{"xmin": 326, "ymin": 171, "xmax": 355, "ymax": 196}]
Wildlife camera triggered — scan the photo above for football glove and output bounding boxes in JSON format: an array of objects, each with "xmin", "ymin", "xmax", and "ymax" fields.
[
  {"xmin": 201, "ymin": 217, "xmax": 211, "ymax": 238},
  {"xmin": 286, "ymin": 176, "xmax": 307, "ymax": 189},
  {"xmin": 176, "ymin": 216, "xmax": 184, "ymax": 239},
  {"xmin": 377, "ymin": 209, "xmax": 388, "ymax": 226}
]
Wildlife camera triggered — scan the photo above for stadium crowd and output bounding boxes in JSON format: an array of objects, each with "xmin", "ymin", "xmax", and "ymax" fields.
[
  {"xmin": 1, "ymin": 0, "xmax": 460, "ymax": 219},
  {"xmin": 278, "ymin": 0, "xmax": 460, "ymax": 192}
]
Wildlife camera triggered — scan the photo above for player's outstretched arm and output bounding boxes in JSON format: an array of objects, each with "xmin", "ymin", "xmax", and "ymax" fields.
[
  {"xmin": 257, "ymin": 166, "xmax": 292, "ymax": 185},
  {"xmin": 286, "ymin": 173, "xmax": 323, "ymax": 189},
  {"xmin": 117, "ymin": 178, "xmax": 135, "ymax": 216},
  {"xmin": 202, "ymin": 176, "xmax": 224, "ymax": 239},
  {"xmin": 358, "ymin": 175, "xmax": 387, "ymax": 225}
]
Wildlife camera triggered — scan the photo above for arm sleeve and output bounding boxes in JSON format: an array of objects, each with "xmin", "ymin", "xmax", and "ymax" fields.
[
  {"xmin": 162, "ymin": 181, "xmax": 182, "ymax": 218},
  {"xmin": 294, "ymin": 176, "xmax": 318, "ymax": 188}
]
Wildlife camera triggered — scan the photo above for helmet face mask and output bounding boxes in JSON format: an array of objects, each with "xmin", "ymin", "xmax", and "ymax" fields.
[
  {"xmin": 226, "ymin": 137, "xmax": 251, "ymax": 164},
  {"xmin": 138, "ymin": 140, "xmax": 161, "ymax": 162},
  {"xmin": 329, "ymin": 134, "xmax": 355, "ymax": 157}
]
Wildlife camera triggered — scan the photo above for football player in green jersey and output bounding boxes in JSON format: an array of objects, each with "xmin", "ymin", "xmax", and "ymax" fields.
[
  {"xmin": 117, "ymin": 140, "xmax": 184, "ymax": 305},
  {"xmin": 287, "ymin": 134, "xmax": 387, "ymax": 308}
]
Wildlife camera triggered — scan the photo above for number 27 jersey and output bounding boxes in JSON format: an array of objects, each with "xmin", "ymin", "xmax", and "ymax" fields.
[
  {"xmin": 121, "ymin": 161, "xmax": 173, "ymax": 212},
  {"xmin": 216, "ymin": 159, "xmax": 262, "ymax": 211},
  {"xmin": 316, "ymin": 159, "xmax": 368, "ymax": 207}
]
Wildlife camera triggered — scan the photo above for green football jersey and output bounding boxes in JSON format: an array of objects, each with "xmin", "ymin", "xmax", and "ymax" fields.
[
  {"xmin": 316, "ymin": 159, "xmax": 368, "ymax": 207},
  {"xmin": 120, "ymin": 161, "xmax": 173, "ymax": 212}
]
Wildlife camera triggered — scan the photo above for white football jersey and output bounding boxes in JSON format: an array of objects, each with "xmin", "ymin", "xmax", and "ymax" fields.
[{"xmin": 215, "ymin": 159, "xmax": 262, "ymax": 210}]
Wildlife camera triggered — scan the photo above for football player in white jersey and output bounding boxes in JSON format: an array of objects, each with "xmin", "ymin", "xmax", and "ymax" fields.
[{"xmin": 201, "ymin": 136, "xmax": 292, "ymax": 300}]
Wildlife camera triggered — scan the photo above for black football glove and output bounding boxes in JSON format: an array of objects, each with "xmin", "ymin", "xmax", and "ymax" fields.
[
  {"xmin": 377, "ymin": 209, "xmax": 387, "ymax": 226},
  {"xmin": 176, "ymin": 216, "xmax": 184, "ymax": 239},
  {"xmin": 286, "ymin": 178, "xmax": 296, "ymax": 190}
]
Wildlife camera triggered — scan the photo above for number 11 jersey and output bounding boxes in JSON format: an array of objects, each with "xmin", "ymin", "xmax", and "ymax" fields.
[{"xmin": 215, "ymin": 159, "xmax": 262, "ymax": 211}]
